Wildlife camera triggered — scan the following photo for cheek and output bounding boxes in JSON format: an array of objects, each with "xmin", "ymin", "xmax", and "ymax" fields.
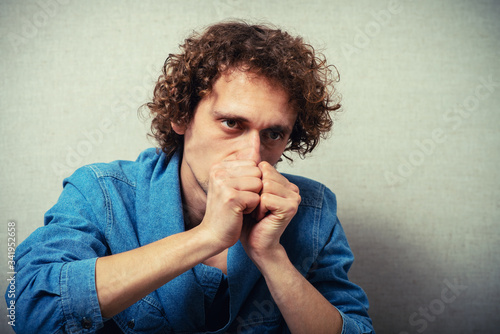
[
  {"xmin": 183, "ymin": 129, "xmax": 210, "ymax": 169},
  {"xmin": 184, "ymin": 124, "xmax": 210, "ymax": 150},
  {"xmin": 184, "ymin": 128, "xmax": 227, "ymax": 165}
]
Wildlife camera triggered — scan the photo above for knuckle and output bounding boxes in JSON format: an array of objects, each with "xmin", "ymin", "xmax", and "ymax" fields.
[
  {"xmin": 255, "ymin": 179, "xmax": 263, "ymax": 192},
  {"xmin": 260, "ymin": 162, "xmax": 272, "ymax": 174},
  {"xmin": 284, "ymin": 194, "xmax": 300, "ymax": 214},
  {"xmin": 289, "ymin": 195, "xmax": 300, "ymax": 208},
  {"xmin": 287, "ymin": 204, "xmax": 298, "ymax": 216},
  {"xmin": 212, "ymin": 168, "xmax": 226, "ymax": 179},
  {"xmin": 224, "ymin": 187, "xmax": 238, "ymax": 200},
  {"xmin": 222, "ymin": 190, "xmax": 240, "ymax": 208},
  {"xmin": 294, "ymin": 193, "xmax": 301, "ymax": 205},
  {"xmin": 249, "ymin": 192, "xmax": 261, "ymax": 205},
  {"xmin": 292, "ymin": 194, "xmax": 302, "ymax": 208}
]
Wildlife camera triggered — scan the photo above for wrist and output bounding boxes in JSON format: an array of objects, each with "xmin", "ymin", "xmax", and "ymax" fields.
[
  {"xmin": 190, "ymin": 223, "xmax": 229, "ymax": 259},
  {"xmin": 248, "ymin": 244, "xmax": 289, "ymax": 274}
]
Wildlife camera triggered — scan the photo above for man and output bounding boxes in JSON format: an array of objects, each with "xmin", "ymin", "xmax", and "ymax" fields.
[{"xmin": 7, "ymin": 21, "xmax": 374, "ymax": 333}]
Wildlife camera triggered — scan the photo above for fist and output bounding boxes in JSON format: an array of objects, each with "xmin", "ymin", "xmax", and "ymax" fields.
[
  {"xmin": 242, "ymin": 161, "xmax": 301, "ymax": 257},
  {"xmin": 201, "ymin": 160, "xmax": 263, "ymax": 248}
]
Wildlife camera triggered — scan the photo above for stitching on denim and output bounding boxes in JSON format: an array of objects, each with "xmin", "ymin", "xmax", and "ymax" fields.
[
  {"xmin": 312, "ymin": 183, "xmax": 325, "ymax": 259},
  {"xmin": 86, "ymin": 164, "xmax": 137, "ymax": 187},
  {"xmin": 142, "ymin": 294, "xmax": 169, "ymax": 318},
  {"xmin": 88, "ymin": 166, "xmax": 114, "ymax": 241},
  {"xmin": 88, "ymin": 258, "xmax": 102, "ymax": 331},
  {"xmin": 113, "ymin": 295, "xmax": 171, "ymax": 332},
  {"xmin": 59, "ymin": 262, "xmax": 74, "ymax": 332},
  {"xmin": 85, "ymin": 165, "xmax": 137, "ymax": 241},
  {"xmin": 236, "ymin": 314, "xmax": 281, "ymax": 327}
]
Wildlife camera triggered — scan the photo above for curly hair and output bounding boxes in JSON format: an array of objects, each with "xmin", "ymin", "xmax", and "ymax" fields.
[{"xmin": 146, "ymin": 20, "xmax": 341, "ymax": 159}]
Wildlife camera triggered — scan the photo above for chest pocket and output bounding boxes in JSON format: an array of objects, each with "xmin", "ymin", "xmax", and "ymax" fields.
[{"xmin": 112, "ymin": 295, "xmax": 172, "ymax": 333}]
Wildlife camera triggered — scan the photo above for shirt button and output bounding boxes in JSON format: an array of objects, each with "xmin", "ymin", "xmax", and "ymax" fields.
[
  {"xmin": 127, "ymin": 319, "xmax": 135, "ymax": 329},
  {"xmin": 81, "ymin": 317, "xmax": 92, "ymax": 329}
]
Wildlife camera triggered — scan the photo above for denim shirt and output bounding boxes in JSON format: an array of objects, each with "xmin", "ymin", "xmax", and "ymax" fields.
[{"xmin": 7, "ymin": 148, "xmax": 374, "ymax": 333}]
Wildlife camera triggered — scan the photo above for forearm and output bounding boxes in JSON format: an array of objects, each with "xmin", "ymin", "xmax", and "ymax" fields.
[
  {"xmin": 96, "ymin": 225, "xmax": 222, "ymax": 318},
  {"xmin": 253, "ymin": 246, "xmax": 343, "ymax": 334}
]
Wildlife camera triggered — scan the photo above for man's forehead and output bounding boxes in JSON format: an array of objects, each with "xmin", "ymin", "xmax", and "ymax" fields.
[{"xmin": 214, "ymin": 68, "xmax": 286, "ymax": 94}]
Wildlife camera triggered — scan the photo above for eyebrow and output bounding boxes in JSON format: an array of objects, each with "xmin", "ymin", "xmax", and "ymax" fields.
[{"xmin": 212, "ymin": 110, "xmax": 293, "ymax": 134}]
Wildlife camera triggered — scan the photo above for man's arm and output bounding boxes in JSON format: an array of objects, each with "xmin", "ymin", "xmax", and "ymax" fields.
[
  {"xmin": 241, "ymin": 161, "xmax": 343, "ymax": 334},
  {"xmin": 253, "ymin": 246, "xmax": 343, "ymax": 334},
  {"xmin": 97, "ymin": 159, "xmax": 263, "ymax": 318},
  {"xmin": 10, "ymin": 159, "xmax": 262, "ymax": 332},
  {"xmin": 95, "ymin": 224, "xmax": 222, "ymax": 318}
]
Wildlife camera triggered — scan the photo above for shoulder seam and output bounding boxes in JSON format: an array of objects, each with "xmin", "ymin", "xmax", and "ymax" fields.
[
  {"xmin": 84, "ymin": 165, "xmax": 137, "ymax": 188},
  {"xmin": 299, "ymin": 183, "xmax": 325, "ymax": 209}
]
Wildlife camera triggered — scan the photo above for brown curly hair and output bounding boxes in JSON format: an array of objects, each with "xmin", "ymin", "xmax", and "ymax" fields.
[{"xmin": 146, "ymin": 20, "xmax": 341, "ymax": 159}]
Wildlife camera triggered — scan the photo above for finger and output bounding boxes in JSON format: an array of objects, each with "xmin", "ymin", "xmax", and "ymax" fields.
[
  {"xmin": 258, "ymin": 161, "xmax": 293, "ymax": 188},
  {"xmin": 224, "ymin": 176, "xmax": 263, "ymax": 193},
  {"xmin": 261, "ymin": 178, "xmax": 298, "ymax": 198},
  {"xmin": 212, "ymin": 163, "xmax": 261, "ymax": 180},
  {"xmin": 259, "ymin": 163, "xmax": 300, "ymax": 196},
  {"xmin": 220, "ymin": 159, "xmax": 258, "ymax": 167},
  {"xmin": 256, "ymin": 202, "xmax": 268, "ymax": 222},
  {"xmin": 258, "ymin": 192, "xmax": 300, "ymax": 221},
  {"xmin": 225, "ymin": 165, "xmax": 262, "ymax": 179},
  {"xmin": 238, "ymin": 191, "xmax": 261, "ymax": 215},
  {"xmin": 210, "ymin": 165, "xmax": 261, "ymax": 186}
]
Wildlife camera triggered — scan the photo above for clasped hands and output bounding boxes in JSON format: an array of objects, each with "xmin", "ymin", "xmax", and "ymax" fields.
[{"xmin": 201, "ymin": 159, "xmax": 301, "ymax": 262}]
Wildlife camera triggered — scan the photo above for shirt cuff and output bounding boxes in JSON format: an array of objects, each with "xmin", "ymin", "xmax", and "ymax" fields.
[
  {"xmin": 337, "ymin": 307, "xmax": 374, "ymax": 334},
  {"xmin": 60, "ymin": 257, "xmax": 104, "ymax": 332}
]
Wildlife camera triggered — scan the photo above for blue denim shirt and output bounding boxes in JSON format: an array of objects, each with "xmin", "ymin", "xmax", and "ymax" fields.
[{"xmin": 7, "ymin": 148, "xmax": 374, "ymax": 333}]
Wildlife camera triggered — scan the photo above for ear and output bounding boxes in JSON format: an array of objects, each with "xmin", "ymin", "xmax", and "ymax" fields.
[{"xmin": 171, "ymin": 121, "xmax": 187, "ymax": 135}]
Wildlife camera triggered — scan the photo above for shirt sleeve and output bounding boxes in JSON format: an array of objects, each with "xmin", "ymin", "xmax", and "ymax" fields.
[
  {"xmin": 6, "ymin": 166, "xmax": 109, "ymax": 333},
  {"xmin": 306, "ymin": 188, "xmax": 375, "ymax": 334}
]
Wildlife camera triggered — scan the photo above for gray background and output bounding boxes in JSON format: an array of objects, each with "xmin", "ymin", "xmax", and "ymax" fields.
[{"xmin": 1, "ymin": 0, "xmax": 499, "ymax": 333}]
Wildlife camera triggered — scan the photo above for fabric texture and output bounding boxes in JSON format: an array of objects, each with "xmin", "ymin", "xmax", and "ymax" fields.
[{"xmin": 7, "ymin": 148, "xmax": 374, "ymax": 333}]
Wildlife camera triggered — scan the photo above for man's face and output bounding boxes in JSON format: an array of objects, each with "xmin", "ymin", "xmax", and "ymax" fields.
[{"xmin": 173, "ymin": 69, "xmax": 297, "ymax": 195}]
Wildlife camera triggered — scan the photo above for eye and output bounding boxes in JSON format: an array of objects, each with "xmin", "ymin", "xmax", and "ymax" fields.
[
  {"xmin": 222, "ymin": 119, "xmax": 238, "ymax": 129},
  {"xmin": 267, "ymin": 131, "xmax": 283, "ymax": 141}
]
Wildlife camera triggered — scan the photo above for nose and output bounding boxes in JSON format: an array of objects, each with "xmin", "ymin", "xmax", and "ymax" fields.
[{"xmin": 236, "ymin": 130, "xmax": 261, "ymax": 164}]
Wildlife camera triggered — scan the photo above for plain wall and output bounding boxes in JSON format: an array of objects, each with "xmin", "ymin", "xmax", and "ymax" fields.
[{"xmin": 1, "ymin": 0, "xmax": 499, "ymax": 333}]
